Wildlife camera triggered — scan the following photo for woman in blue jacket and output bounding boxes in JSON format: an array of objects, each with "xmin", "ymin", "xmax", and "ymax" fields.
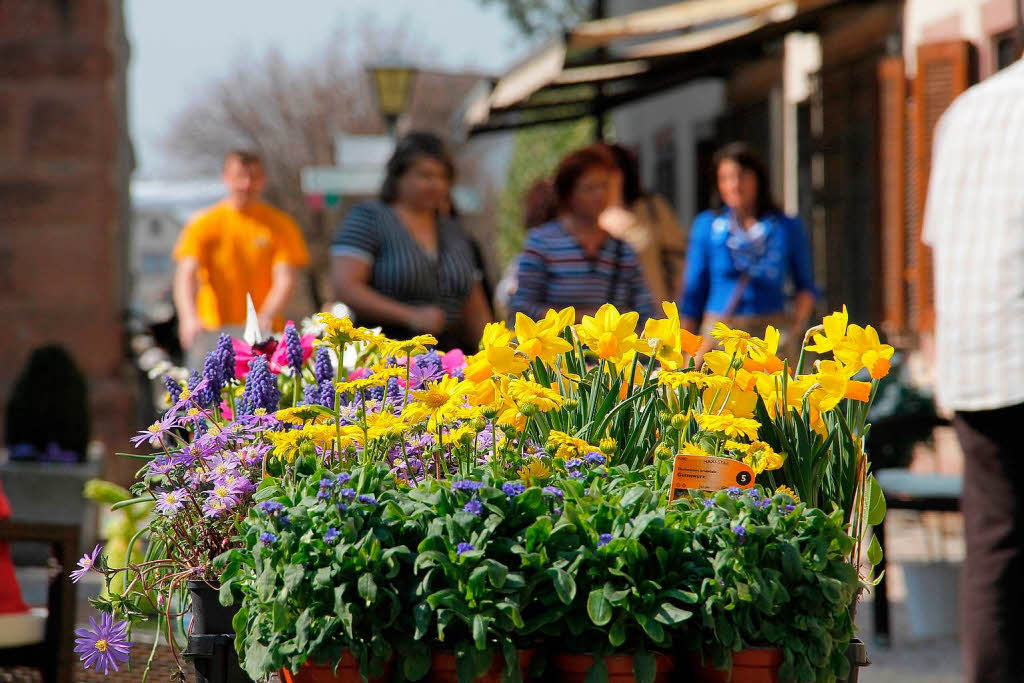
[{"xmin": 680, "ymin": 143, "xmax": 816, "ymax": 359}]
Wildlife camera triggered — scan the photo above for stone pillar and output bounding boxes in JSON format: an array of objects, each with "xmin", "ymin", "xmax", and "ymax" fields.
[{"xmin": 0, "ymin": 0, "xmax": 136, "ymax": 483}]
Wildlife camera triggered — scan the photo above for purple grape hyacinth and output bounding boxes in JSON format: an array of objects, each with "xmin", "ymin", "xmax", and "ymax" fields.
[
  {"xmin": 216, "ymin": 332, "xmax": 236, "ymax": 381},
  {"xmin": 199, "ymin": 350, "xmax": 224, "ymax": 407},
  {"xmin": 163, "ymin": 374, "xmax": 182, "ymax": 406},
  {"xmin": 75, "ymin": 612, "xmax": 131, "ymax": 674},
  {"xmin": 241, "ymin": 355, "xmax": 280, "ymax": 415},
  {"xmin": 283, "ymin": 322, "xmax": 304, "ymax": 375},
  {"xmin": 314, "ymin": 347, "xmax": 333, "ymax": 384}
]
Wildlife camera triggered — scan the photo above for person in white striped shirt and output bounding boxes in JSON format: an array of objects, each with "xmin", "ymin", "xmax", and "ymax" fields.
[{"xmin": 923, "ymin": 54, "xmax": 1024, "ymax": 683}]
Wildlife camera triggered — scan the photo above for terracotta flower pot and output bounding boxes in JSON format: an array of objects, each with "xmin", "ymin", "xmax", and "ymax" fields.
[
  {"xmin": 694, "ymin": 648, "xmax": 782, "ymax": 683},
  {"xmin": 281, "ymin": 651, "xmax": 392, "ymax": 683},
  {"xmin": 429, "ymin": 649, "xmax": 535, "ymax": 682},
  {"xmin": 554, "ymin": 653, "xmax": 676, "ymax": 683}
]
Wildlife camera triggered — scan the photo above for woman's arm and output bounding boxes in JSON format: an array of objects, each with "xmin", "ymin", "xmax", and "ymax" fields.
[
  {"xmin": 331, "ymin": 254, "xmax": 444, "ymax": 334},
  {"xmin": 786, "ymin": 217, "xmax": 818, "ymax": 335},
  {"xmin": 679, "ymin": 214, "xmax": 712, "ymax": 332},
  {"xmin": 461, "ymin": 282, "xmax": 494, "ymax": 348},
  {"xmin": 508, "ymin": 238, "xmax": 551, "ymax": 321}
]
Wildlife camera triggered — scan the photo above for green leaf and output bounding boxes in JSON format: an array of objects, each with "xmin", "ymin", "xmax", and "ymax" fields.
[
  {"xmin": 472, "ymin": 614, "xmax": 488, "ymax": 650},
  {"xmin": 633, "ymin": 651, "xmax": 656, "ymax": 683},
  {"xmin": 551, "ymin": 568, "xmax": 576, "ymax": 604},
  {"xmin": 587, "ymin": 589, "xmax": 612, "ymax": 626},
  {"xmin": 358, "ymin": 573, "xmax": 377, "ymax": 604},
  {"xmin": 866, "ymin": 474, "xmax": 887, "ymax": 526},
  {"xmin": 653, "ymin": 602, "xmax": 691, "ymax": 626},
  {"xmin": 284, "ymin": 564, "xmax": 305, "ymax": 592},
  {"xmin": 404, "ymin": 650, "xmax": 431, "ymax": 681},
  {"xmin": 867, "ymin": 533, "xmax": 883, "ymax": 567},
  {"xmin": 110, "ymin": 496, "xmax": 153, "ymax": 511},
  {"xmin": 608, "ymin": 620, "xmax": 626, "ymax": 647},
  {"xmin": 414, "ymin": 602, "xmax": 432, "ymax": 640},
  {"xmin": 636, "ymin": 614, "xmax": 665, "ymax": 644}
]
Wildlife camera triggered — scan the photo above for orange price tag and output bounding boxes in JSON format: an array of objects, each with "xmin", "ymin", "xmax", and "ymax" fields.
[{"xmin": 669, "ymin": 454, "xmax": 756, "ymax": 502}]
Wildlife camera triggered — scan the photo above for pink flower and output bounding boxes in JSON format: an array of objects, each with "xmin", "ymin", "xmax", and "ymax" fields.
[
  {"xmin": 268, "ymin": 326, "xmax": 315, "ymax": 374},
  {"xmin": 219, "ymin": 401, "xmax": 233, "ymax": 421},
  {"xmin": 232, "ymin": 338, "xmax": 278, "ymax": 379},
  {"xmin": 348, "ymin": 367, "xmax": 371, "ymax": 381},
  {"xmin": 441, "ymin": 349, "xmax": 466, "ymax": 376}
]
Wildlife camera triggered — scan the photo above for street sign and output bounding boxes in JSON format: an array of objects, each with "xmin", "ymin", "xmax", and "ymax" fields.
[{"xmin": 300, "ymin": 166, "xmax": 385, "ymax": 196}]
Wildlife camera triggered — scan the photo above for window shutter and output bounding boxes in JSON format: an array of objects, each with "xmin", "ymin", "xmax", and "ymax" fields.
[
  {"xmin": 877, "ymin": 56, "xmax": 906, "ymax": 333},
  {"xmin": 911, "ymin": 41, "xmax": 977, "ymax": 332}
]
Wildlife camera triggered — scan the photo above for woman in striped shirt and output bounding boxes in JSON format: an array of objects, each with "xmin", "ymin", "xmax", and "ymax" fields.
[
  {"xmin": 510, "ymin": 145, "xmax": 656, "ymax": 325},
  {"xmin": 331, "ymin": 133, "xmax": 493, "ymax": 350}
]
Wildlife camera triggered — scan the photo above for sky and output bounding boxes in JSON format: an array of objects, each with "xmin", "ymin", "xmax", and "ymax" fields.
[{"xmin": 125, "ymin": 0, "xmax": 536, "ymax": 177}]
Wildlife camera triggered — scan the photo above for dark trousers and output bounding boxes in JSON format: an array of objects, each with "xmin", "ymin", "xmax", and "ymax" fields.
[{"xmin": 953, "ymin": 403, "xmax": 1024, "ymax": 683}]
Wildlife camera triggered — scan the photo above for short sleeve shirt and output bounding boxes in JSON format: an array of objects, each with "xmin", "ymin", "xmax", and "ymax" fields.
[
  {"xmin": 331, "ymin": 201, "xmax": 480, "ymax": 335},
  {"xmin": 173, "ymin": 201, "xmax": 309, "ymax": 330}
]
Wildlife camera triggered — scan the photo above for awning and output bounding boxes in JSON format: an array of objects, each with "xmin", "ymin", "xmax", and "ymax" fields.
[{"xmin": 465, "ymin": 0, "xmax": 842, "ymax": 135}]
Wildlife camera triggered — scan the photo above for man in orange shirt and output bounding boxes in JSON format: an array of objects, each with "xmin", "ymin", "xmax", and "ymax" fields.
[{"xmin": 173, "ymin": 150, "xmax": 309, "ymax": 368}]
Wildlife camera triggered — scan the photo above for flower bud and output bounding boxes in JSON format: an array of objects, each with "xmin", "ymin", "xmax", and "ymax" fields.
[{"xmin": 670, "ymin": 413, "xmax": 688, "ymax": 430}]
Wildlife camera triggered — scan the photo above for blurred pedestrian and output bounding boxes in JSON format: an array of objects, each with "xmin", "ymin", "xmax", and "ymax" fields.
[
  {"xmin": 331, "ymin": 132, "xmax": 492, "ymax": 350},
  {"xmin": 494, "ymin": 178, "xmax": 558, "ymax": 322},
  {"xmin": 680, "ymin": 142, "xmax": 815, "ymax": 360},
  {"xmin": 923, "ymin": 55, "xmax": 1024, "ymax": 683},
  {"xmin": 599, "ymin": 143, "xmax": 687, "ymax": 305},
  {"xmin": 510, "ymin": 144, "xmax": 655, "ymax": 324},
  {"xmin": 173, "ymin": 150, "xmax": 309, "ymax": 369}
]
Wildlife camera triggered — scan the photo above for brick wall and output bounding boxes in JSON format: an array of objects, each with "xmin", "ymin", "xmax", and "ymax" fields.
[{"xmin": 0, "ymin": 0, "xmax": 136, "ymax": 482}]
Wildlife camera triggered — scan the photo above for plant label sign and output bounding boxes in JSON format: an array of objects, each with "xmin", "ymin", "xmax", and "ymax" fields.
[{"xmin": 669, "ymin": 454, "xmax": 755, "ymax": 501}]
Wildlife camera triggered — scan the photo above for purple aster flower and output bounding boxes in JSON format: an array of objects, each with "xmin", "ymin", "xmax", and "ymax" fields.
[
  {"xmin": 566, "ymin": 458, "xmax": 583, "ymax": 469},
  {"xmin": 216, "ymin": 333, "xmax": 236, "ymax": 382},
  {"xmin": 130, "ymin": 413, "xmax": 178, "ymax": 449},
  {"xmin": 70, "ymin": 545, "xmax": 102, "ymax": 583},
  {"xmin": 463, "ymin": 499, "xmax": 483, "ymax": 516},
  {"xmin": 356, "ymin": 494, "xmax": 377, "ymax": 505},
  {"xmin": 74, "ymin": 612, "xmax": 131, "ymax": 674},
  {"xmin": 452, "ymin": 480, "xmax": 484, "ymax": 493},
  {"xmin": 456, "ymin": 542, "xmax": 476, "ymax": 555},
  {"xmin": 283, "ymin": 322, "xmax": 304, "ymax": 375},
  {"xmin": 202, "ymin": 498, "xmax": 230, "ymax": 519},
  {"xmin": 259, "ymin": 532, "xmax": 277, "ymax": 545},
  {"xmin": 501, "ymin": 482, "xmax": 526, "ymax": 497},
  {"xmin": 543, "ymin": 486, "xmax": 564, "ymax": 499},
  {"xmin": 314, "ymin": 347, "xmax": 333, "ymax": 383},
  {"xmin": 324, "ymin": 527, "xmax": 340, "ymax": 543},
  {"xmin": 163, "ymin": 375, "xmax": 182, "ymax": 406},
  {"xmin": 597, "ymin": 533, "xmax": 612, "ymax": 548},
  {"xmin": 155, "ymin": 489, "xmax": 187, "ymax": 516},
  {"xmin": 732, "ymin": 524, "xmax": 746, "ymax": 537},
  {"xmin": 584, "ymin": 452, "xmax": 607, "ymax": 465}
]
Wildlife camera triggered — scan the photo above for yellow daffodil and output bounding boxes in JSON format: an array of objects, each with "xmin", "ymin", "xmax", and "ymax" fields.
[
  {"xmin": 834, "ymin": 324, "xmax": 894, "ymax": 380},
  {"xmin": 702, "ymin": 350, "xmax": 738, "ymax": 377},
  {"xmin": 475, "ymin": 322, "xmax": 530, "ymax": 375},
  {"xmin": 694, "ymin": 412, "xmax": 761, "ymax": 441},
  {"xmin": 813, "ymin": 360, "xmax": 871, "ymax": 411},
  {"xmin": 711, "ymin": 322, "xmax": 767, "ymax": 358},
  {"xmin": 703, "ymin": 383, "xmax": 758, "ymax": 419},
  {"xmin": 640, "ymin": 302, "xmax": 703, "ymax": 369},
  {"xmin": 514, "ymin": 311, "xmax": 573, "ymax": 363},
  {"xmin": 508, "ymin": 379, "xmax": 565, "ymax": 413},
  {"xmin": 805, "ymin": 306, "xmax": 848, "ymax": 354},
  {"xmin": 578, "ymin": 304, "xmax": 639, "ymax": 363},
  {"xmin": 742, "ymin": 441, "xmax": 785, "ymax": 473},
  {"xmin": 744, "ymin": 326, "xmax": 786, "ymax": 374},
  {"xmin": 658, "ymin": 371, "xmax": 707, "ymax": 389}
]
